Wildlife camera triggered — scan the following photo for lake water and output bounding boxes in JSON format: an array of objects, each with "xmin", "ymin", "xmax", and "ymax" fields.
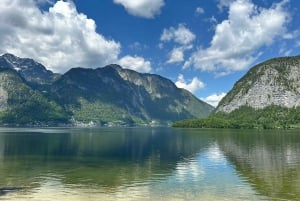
[{"xmin": 0, "ymin": 127, "xmax": 299, "ymax": 201}]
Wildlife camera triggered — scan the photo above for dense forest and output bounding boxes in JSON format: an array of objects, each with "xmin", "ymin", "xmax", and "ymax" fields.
[{"xmin": 173, "ymin": 105, "xmax": 300, "ymax": 129}]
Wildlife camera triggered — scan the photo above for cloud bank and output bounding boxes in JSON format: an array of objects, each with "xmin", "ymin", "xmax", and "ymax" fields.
[
  {"xmin": 0, "ymin": 0, "xmax": 121, "ymax": 73},
  {"xmin": 184, "ymin": 0, "xmax": 290, "ymax": 75}
]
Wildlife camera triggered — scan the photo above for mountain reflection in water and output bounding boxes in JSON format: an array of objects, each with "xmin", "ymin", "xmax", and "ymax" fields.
[
  {"xmin": 0, "ymin": 128, "xmax": 299, "ymax": 200},
  {"xmin": 217, "ymin": 129, "xmax": 300, "ymax": 200}
]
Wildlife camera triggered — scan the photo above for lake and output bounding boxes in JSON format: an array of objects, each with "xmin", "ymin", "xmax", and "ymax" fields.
[{"xmin": 0, "ymin": 127, "xmax": 299, "ymax": 201}]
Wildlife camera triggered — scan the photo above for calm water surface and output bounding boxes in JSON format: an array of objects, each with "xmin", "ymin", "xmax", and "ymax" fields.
[{"xmin": 0, "ymin": 127, "xmax": 299, "ymax": 200}]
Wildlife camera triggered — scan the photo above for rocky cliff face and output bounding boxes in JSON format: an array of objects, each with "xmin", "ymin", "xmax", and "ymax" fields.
[{"xmin": 216, "ymin": 55, "xmax": 300, "ymax": 113}]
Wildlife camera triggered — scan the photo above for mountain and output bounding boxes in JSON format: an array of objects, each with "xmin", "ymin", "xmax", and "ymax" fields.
[
  {"xmin": 216, "ymin": 55, "xmax": 300, "ymax": 113},
  {"xmin": 0, "ymin": 68, "xmax": 68, "ymax": 125},
  {"xmin": 51, "ymin": 64, "xmax": 213, "ymax": 126},
  {"xmin": 0, "ymin": 53, "xmax": 59, "ymax": 87},
  {"xmin": 0, "ymin": 53, "xmax": 213, "ymax": 126},
  {"xmin": 173, "ymin": 55, "xmax": 300, "ymax": 129}
]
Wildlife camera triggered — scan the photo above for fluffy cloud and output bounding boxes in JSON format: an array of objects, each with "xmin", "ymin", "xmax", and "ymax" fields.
[
  {"xmin": 118, "ymin": 55, "xmax": 152, "ymax": 73},
  {"xmin": 167, "ymin": 48, "xmax": 184, "ymax": 63},
  {"xmin": 201, "ymin": 93, "xmax": 226, "ymax": 107},
  {"xmin": 113, "ymin": 0, "xmax": 165, "ymax": 18},
  {"xmin": 161, "ymin": 24, "xmax": 195, "ymax": 64},
  {"xmin": 175, "ymin": 74, "xmax": 205, "ymax": 94},
  {"xmin": 184, "ymin": 0, "xmax": 290, "ymax": 75},
  {"xmin": 161, "ymin": 24, "xmax": 196, "ymax": 45},
  {"xmin": 0, "ymin": 0, "xmax": 120, "ymax": 73}
]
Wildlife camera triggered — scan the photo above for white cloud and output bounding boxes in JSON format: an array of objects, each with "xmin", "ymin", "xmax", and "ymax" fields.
[
  {"xmin": 161, "ymin": 24, "xmax": 195, "ymax": 64},
  {"xmin": 0, "ymin": 0, "xmax": 121, "ymax": 73},
  {"xmin": 167, "ymin": 48, "xmax": 184, "ymax": 63},
  {"xmin": 160, "ymin": 24, "xmax": 196, "ymax": 46},
  {"xmin": 175, "ymin": 74, "xmax": 205, "ymax": 94},
  {"xmin": 195, "ymin": 7, "xmax": 205, "ymax": 14},
  {"xmin": 185, "ymin": 0, "xmax": 290, "ymax": 75},
  {"xmin": 118, "ymin": 55, "xmax": 152, "ymax": 73},
  {"xmin": 166, "ymin": 45, "xmax": 193, "ymax": 64},
  {"xmin": 113, "ymin": 0, "xmax": 165, "ymax": 18},
  {"xmin": 201, "ymin": 93, "xmax": 226, "ymax": 107}
]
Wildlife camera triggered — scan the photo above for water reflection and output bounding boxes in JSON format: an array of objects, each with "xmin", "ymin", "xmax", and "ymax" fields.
[
  {"xmin": 0, "ymin": 128, "xmax": 299, "ymax": 200},
  {"xmin": 0, "ymin": 128, "xmax": 212, "ymax": 190},
  {"xmin": 217, "ymin": 129, "xmax": 300, "ymax": 200}
]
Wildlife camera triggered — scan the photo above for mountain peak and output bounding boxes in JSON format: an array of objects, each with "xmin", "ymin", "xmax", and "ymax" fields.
[
  {"xmin": 2, "ymin": 53, "xmax": 20, "ymax": 60},
  {"xmin": 216, "ymin": 55, "xmax": 300, "ymax": 113},
  {"xmin": 0, "ymin": 53, "xmax": 58, "ymax": 86},
  {"xmin": 51, "ymin": 64, "xmax": 213, "ymax": 126},
  {"xmin": 105, "ymin": 64, "xmax": 122, "ymax": 70}
]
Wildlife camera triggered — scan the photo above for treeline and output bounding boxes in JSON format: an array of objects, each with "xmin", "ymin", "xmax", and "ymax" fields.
[
  {"xmin": 173, "ymin": 105, "xmax": 300, "ymax": 129},
  {"xmin": 172, "ymin": 118, "xmax": 254, "ymax": 129}
]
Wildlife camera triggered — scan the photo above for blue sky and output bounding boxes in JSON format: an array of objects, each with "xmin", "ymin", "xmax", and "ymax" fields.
[{"xmin": 0, "ymin": 0, "xmax": 299, "ymax": 106}]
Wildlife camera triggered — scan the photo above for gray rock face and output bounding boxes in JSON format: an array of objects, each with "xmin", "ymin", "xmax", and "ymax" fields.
[
  {"xmin": 113, "ymin": 64, "xmax": 176, "ymax": 99},
  {"xmin": 216, "ymin": 55, "xmax": 300, "ymax": 113}
]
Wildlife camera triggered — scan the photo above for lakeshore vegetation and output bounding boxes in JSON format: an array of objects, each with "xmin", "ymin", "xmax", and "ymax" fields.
[{"xmin": 173, "ymin": 105, "xmax": 300, "ymax": 129}]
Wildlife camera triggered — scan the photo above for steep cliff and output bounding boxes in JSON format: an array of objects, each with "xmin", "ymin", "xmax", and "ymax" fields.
[
  {"xmin": 216, "ymin": 55, "xmax": 300, "ymax": 113},
  {"xmin": 173, "ymin": 55, "xmax": 300, "ymax": 129}
]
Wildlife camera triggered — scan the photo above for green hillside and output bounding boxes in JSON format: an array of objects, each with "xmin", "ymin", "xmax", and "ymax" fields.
[{"xmin": 0, "ymin": 69, "xmax": 68, "ymax": 125}]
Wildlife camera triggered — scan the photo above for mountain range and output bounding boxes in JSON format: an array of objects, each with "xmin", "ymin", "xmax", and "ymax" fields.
[{"xmin": 0, "ymin": 53, "xmax": 213, "ymax": 126}]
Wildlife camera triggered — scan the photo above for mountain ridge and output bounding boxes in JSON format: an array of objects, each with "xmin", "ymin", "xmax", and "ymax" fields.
[
  {"xmin": 51, "ymin": 64, "xmax": 213, "ymax": 126},
  {"xmin": 0, "ymin": 53, "xmax": 213, "ymax": 126}
]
